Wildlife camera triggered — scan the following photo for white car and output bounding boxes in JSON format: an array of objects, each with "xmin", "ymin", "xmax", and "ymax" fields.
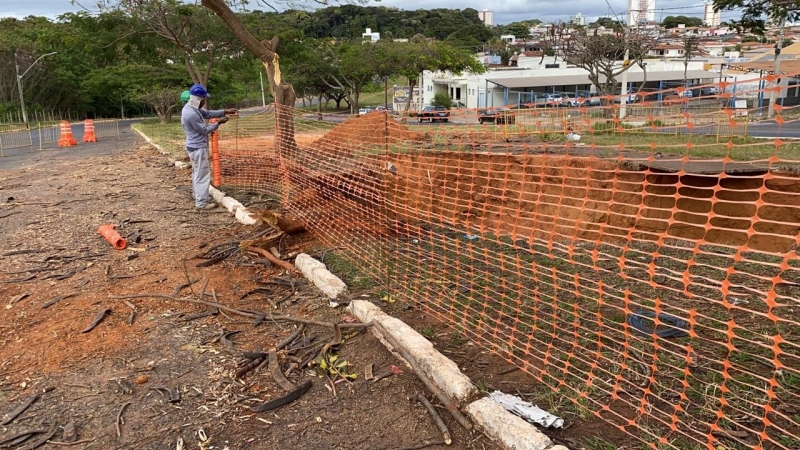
[{"xmin": 358, "ymin": 108, "xmax": 372, "ymax": 115}]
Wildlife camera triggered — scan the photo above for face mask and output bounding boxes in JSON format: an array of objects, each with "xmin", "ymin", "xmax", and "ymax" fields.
[{"xmin": 188, "ymin": 95, "xmax": 204, "ymax": 109}]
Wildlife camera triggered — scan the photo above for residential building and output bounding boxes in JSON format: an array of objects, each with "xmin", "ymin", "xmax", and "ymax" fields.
[
  {"xmin": 648, "ymin": 44, "xmax": 686, "ymax": 58},
  {"xmin": 500, "ymin": 35, "xmax": 516, "ymax": 45},
  {"xmin": 362, "ymin": 28, "xmax": 380, "ymax": 43},
  {"xmin": 628, "ymin": 0, "xmax": 656, "ymax": 26},
  {"xmin": 478, "ymin": 9, "xmax": 493, "ymax": 27},
  {"xmin": 704, "ymin": 2, "xmax": 721, "ymax": 27},
  {"xmin": 571, "ymin": 13, "xmax": 586, "ymax": 27}
]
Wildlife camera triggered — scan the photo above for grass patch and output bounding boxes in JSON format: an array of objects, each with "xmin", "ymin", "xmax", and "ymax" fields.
[{"xmin": 320, "ymin": 252, "xmax": 377, "ymax": 291}]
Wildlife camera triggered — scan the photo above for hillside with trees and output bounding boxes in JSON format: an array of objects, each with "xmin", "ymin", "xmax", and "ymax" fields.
[{"xmin": 0, "ymin": 5, "xmax": 492, "ymax": 121}]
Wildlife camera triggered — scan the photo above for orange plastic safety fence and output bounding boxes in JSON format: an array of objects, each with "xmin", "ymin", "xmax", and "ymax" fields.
[{"xmin": 216, "ymin": 77, "xmax": 800, "ymax": 450}]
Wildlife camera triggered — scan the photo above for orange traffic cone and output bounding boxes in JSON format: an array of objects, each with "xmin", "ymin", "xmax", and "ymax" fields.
[
  {"xmin": 83, "ymin": 119, "xmax": 97, "ymax": 143},
  {"xmin": 58, "ymin": 121, "xmax": 77, "ymax": 147}
]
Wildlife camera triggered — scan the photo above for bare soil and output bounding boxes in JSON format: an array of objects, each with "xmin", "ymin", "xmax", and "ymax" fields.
[{"xmin": 0, "ymin": 140, "xmax": 502, "ymax": 450}]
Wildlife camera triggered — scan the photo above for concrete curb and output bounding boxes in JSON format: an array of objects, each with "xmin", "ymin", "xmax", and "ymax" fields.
[
  {"xmin": 133, "ymin": 126, "xmax": 259, "ymax": 226},
  {"xmin": 346, "ymin": 298, "xmax": 565, "ymax": 450},
  {"xmin": 349, "ymin": 300, "xmax": 477, "ymax": 405},
  {"xmin": 294, "ymin": 253, "xmax": 348, "ymax": 300}
]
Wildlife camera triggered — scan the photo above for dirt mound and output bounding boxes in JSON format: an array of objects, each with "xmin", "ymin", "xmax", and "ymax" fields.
[
  {"xmin": 309, "ymin": 112, "xmax": 425, "ymax": 156},
  {"xmin": 387, "ymin": 151, "xmax": 800, "ymax": 254}
]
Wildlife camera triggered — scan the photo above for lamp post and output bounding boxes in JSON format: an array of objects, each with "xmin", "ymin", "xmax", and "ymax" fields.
[{"xmin": 14, "ymin": 51, "xmax": 58, "ymax": 127}]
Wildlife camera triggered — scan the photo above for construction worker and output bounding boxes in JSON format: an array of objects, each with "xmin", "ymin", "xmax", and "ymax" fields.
[
  {"xmin": 180, "ymin": 84, "xmax": 237, "ymax": 210},
  {"xmin": 180, "ymin": 83, "xmax": 192, "ymax": 104}
]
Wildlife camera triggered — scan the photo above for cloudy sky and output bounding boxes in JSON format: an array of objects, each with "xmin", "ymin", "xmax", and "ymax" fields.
[{"xmin": 1, "ymin": 0, "xmax": 744, "ymax": 25}]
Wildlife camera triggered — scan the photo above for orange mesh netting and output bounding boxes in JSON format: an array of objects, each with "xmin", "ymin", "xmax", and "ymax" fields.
[{"xmin": 213, "ymin": 78, "xmax": 800, "ymax": 450}]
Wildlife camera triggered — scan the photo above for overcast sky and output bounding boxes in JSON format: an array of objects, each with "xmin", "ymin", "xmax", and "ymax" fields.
[{"xmin": 1, "ymin": 0, "xmax": 744, "ymax": 25}]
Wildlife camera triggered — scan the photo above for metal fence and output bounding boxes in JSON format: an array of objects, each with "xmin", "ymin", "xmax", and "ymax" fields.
[
  {"xmin": 0, "ymin": 129, "xmax": 33, "ymax": 156},
  {"xmin": 94, "ymin": 119, "xmax": 120, "ymax": 140}
]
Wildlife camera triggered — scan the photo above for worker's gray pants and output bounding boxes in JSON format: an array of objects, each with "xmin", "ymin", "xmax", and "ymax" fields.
[{"xmin": 187, "ymin": 146, "xmax": 210, "ymax": 208}]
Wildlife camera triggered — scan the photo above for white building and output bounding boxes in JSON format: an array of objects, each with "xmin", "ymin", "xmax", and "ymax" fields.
[
  {"xmin": 362, "ymin": 28, "xmax": 380, "ymax": 43},
  {"xmin": 704, "ymin": 2, "xmax": 721, "ymax": 27},
  {"xmin": 478, "ymin": 9, "xmax": 493, "ymax": 27},
  {"xmin": 500, "ymin": 35, "xmax": 516, "ymax": 45},
  {"xmin": 628, "ymin": 0, "xmax": 656, "ymax": 26},
  {"xmin": 571, "ymin": 12, "xmax": 586, "ymax": 27},
  {"xmin": 419, "ymin": 59, "xmax": 718, "ymax": 110}
]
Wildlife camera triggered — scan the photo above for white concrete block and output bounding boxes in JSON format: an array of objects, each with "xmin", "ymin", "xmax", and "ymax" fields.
[
  {"xmin": 348, "ymin": 300, "xmax": 477, "ymax": 405},
  {"xmin": 295, "ymin": 253, "xmax": 349, "ymax": 300},
  {"xmin": 464, "ymin": 397, "xmax": 554, "ymax": 450}
]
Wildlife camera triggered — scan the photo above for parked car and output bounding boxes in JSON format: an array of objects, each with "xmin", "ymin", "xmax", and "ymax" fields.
[
  {"xmin": 612, "ymin": 91, "xmax": 641, "ymax": 104},
  {"xmin": 478, "ymin": 108, "xmax": 516, "ymax": 125},
  {"xmin": 418, "ymin": 106, "xmax": 450, "ymax": 122},
  {"xmin": 685, "ymin": 84, "xmax": 719, "ymax": 98},
  {"xmin": 358, "ymin": 107, "xmax": 373, "ymax": 115},
  {"xmin": 535, "ymin": 93, "xmax": 563, "ymax": 107}
]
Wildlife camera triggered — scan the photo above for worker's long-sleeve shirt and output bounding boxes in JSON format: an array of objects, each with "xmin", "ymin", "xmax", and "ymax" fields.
[{"xmin": 181, "ymin": 103, "xmax": 226, "ymax": 149}]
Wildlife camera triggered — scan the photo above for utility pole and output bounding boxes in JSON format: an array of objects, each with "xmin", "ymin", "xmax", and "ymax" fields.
[
  {"xmin": 620, "ymin": 46, "xmax": 631, "ymax": 119},
  {"xmin": 14, "ymin": 51, "xmax": 57, "ymax": 127},
  {"xmin": 769, "ymin": 12, "xmax": 787, "ymax": 118}
]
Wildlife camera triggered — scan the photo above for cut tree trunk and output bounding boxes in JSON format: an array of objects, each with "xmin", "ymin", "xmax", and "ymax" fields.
[{"xmin": 201, "ymin": 0, "xmax": 297, "ymax": 157}]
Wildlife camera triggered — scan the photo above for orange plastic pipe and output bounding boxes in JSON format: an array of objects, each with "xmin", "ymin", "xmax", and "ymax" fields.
[
  {"xmin": 98, "ymin": 224, "xmax": 127, "ymax": 250},
  {"xmin": 210, "ymin": 118, "xmax": 221, "ymax": 187}
]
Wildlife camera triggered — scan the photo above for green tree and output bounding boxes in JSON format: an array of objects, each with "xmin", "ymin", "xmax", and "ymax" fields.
[
  {"xmin": 563, "ymin": 28, "xmax": 657, "ymax": 114},
  {"xmin": 88, "ymin": 1, "xmax": 239, "ymax": 87},
  {"xmin": 431, "ymin": 91, "xmax": 452, "ymax": 108},
  {"xmin": 713, "ymin": 0, "xmax": 800, "ymax": 34},
  {"xmin": 396, "ymin": 37, "xmax": 486, "ymax": 112},
  {"xmin": 589, "ymin": 16, "xmax": 624, "ymax": 31},
  {"xmin": 661, "ymin": 16, "xmax": 704, "ymax": 29}
]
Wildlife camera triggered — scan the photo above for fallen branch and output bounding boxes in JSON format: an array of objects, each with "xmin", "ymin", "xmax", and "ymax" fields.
[
  {"xmin": 17, "ymin": 425, "xmax": 58, "ymax": 450},
  {"xmin": 245, "ymin": 247, "xmax": 296, "ymax": 273},
  {"xmin": 375, "ymin": 323, "xmax": 473, "ymax": 430},
  {"xmin": 277, "ymin": 324, "xmax": 305, "ymax": 351},
  {"xmin": 250, "ymin": 380, "xmax": 312, "ymax": 413},
  {"xmin": 42, "ymin": 293, "xmax": 77, "ymax": 309},
  {"xmin": 416, "ymin": 394, "xmax": 452, "ymax": 445},
  {"xmin": 81, "ymin": 309, "xmax": 111, "ymax": 333},
  {"xmin": 269, "ymin": 350, "xmax": 295, "ymax": 392},
  {"xmin": 1, "ymin": 393, "xmax": 42, "ymax": 425},
  {"xmin": 108, "ymin": 294, "xmax": 371, "ymax": 330},
  {"xmin": 115, "ymin": 402, "xmax": 131, "ymax": 438},
  {"xmin": 47, "ymin": 439, "xmax": 96, "ymax": 446},
  {"xmin": 0, "ymin": 430, "xmax": 45, "ymax": 447}
]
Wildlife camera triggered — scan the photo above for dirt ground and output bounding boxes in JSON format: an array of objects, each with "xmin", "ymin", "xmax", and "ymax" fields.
[{"xmin": 0, "ymin": 137, "xmax": 505, "ymax": 450}]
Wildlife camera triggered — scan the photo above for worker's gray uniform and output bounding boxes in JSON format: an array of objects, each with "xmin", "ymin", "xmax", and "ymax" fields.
[{"xmin": 180, "ymin": 104, "xmax": 225, "ymax": 208}]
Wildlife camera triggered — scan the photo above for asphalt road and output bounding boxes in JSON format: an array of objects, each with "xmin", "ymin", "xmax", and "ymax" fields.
[{"xmin": 0, "ymin": 119, "xmax": 141, "ymax": 170}]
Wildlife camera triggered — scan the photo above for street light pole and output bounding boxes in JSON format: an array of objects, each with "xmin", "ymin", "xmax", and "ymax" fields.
[
  {"xmin": 14, "ymin": 51, "xmax": 58, "ymax": 127},
  {"xmin": 769, "ymin": 13, "xmax": 787, "ymax": 118}
]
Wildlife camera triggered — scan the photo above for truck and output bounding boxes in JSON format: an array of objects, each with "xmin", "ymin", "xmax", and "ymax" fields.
[{"xmin": 418, "ymin": 106, "xmax": 450, "ymax": 123}]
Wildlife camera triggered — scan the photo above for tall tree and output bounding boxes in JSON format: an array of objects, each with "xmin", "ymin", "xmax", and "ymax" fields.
[
  {"xmin": 562, "ymin": 28, "xmax": 657, "ymax": 112},
  {"xmin": 200, "ymin": 0, "xmax": 300, "ymax": 153},
  {"xmin": 681, "ymin": 35, "xmax": 702, "ymax": 84},
  {"xmin": 87, "ymin": 1, "xmax": 238, "ymax": 87},
  {"xmin": 396, "ymin": 37, "xmax": 486, "ymax": 112},
  {"xmin": 713, "ymin": 0, "xmax": 800, "ymax": 34}
]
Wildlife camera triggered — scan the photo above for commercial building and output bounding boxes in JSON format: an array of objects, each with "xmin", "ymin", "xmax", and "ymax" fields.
[{"xmin": 419, "ymin": 58, "xmax": 720, "ymax": 109}]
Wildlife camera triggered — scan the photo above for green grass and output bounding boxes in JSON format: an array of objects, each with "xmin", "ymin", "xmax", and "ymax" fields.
[{"xmin": 134, "ymin": 119, "xmax": 186, "ymax": 159}]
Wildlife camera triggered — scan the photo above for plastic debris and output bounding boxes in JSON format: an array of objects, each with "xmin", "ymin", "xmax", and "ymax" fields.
[{"xmin": 489, "ymin": 391, "xmax": 564, "ymax": 428}]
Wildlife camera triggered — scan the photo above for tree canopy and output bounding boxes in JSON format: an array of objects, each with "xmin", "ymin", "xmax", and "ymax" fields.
[
  {"xmin": 0, "ymin": 4, "xmax": 494, "ymax": 120},
  {"xmin": 661, "ymin": 15, "xmax": 704, "ymax": 29},
  {"xmin": 713, "ymin": 0, "xmax": 800, "ymax": 34}
]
